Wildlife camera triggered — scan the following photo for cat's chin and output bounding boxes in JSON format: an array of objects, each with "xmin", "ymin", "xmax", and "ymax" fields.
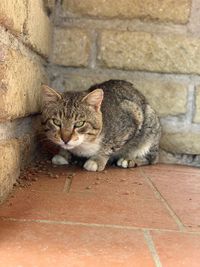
[{"xmin": 61, "ymin": 144, "xmax": 74, "ymax": 150}]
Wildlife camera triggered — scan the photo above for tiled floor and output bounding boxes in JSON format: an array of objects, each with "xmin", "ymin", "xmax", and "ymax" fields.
[{"xmin": 0, "ymin": 163, "xmax": 200, "ymax": 267}]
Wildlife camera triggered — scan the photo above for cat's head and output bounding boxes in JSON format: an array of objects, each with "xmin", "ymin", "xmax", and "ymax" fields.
[{"xmin": 41, "ymin": 85, "xmax": 103, "ymax": 150}]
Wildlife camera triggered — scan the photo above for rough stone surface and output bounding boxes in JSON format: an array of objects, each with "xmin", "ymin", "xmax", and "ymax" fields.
[
  {"xmin": 63, "ymin": 0, "xmax": 191, "ymax": 24},
  {"xmin": 51, "ymin": 72, "xmax": 187, "ymax": 117},
  {"xmin": 44, "ymin": 0, "xmax": 56, "ymax": 13},
  {"xmin": 159, "ymin": 149, "xmax": 200, "ymax": 167},
  {"xmin": 0, "ymin": 0, "xmax": 26, "ymax": 34},
  {"xmin": 0, "ymin": 44, "xmax": 47, "ymax": 122},
  {"xmin": 0, "ymin": 117, "xmax": 33, "ymax": 141},
  {"xmin": 193, "ymin": 86, "xmax": 200, "ymax": 123},
  {"xmin": 133, "ymin": 80, "xmax": 187, "ymax": 117},
  {"xmin": 0, "ymin": 134, "xmax": 35, "ymax": 203},
  {"xmin": 19, "ymin": 134, "xmax": 36, "ymax": 168},
  {"xmin": 0, "ymin": 140, "xmax": 20, "ymax": 203},
  {"xmin": 52, "ymin": 28, "xmax": 90, "ymax": 67},
  {"xmin": 161, "ymin": 132, "xmax": 200, "ymax": 154},
  {"xmin": 24, "ymin": 0, "xmax": 52, "ymax": 57},
  {"xmin": 99, "ymin": 31, "xmax": 200, "ymax": 74}
]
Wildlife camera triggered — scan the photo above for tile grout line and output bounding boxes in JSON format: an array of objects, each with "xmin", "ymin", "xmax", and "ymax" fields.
[
  {"xmin": 143, "ymin": 230, "xmax": 163, "ymax": 267},
  {"xmin": 1, "ymin": 216, "xmax": 200, "ymax": 235},
  {"xmin": 139, "ymin": 168, "xmax": 186, "ymax": 232},
  {"xmin": 63, "ymin": 177, "xmax": 73, "ymax": 193}
]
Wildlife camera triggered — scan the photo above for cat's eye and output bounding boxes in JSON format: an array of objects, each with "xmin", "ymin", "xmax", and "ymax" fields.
[
  {"xmin": 53, "ymin": 119, "xmax": 61, "ymax": 126},
  {"xmin": 74, "ymin": 121, "xmax": 85, "ymax": 128}
]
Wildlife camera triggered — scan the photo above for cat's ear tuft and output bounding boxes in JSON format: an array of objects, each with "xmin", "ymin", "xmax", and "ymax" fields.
[
  {"xmin": 41, "ymin": 85, "xmax": 62, "ymax": 105},
  {"xmin": 82, "ymin": 89, "xmax": 104, "ymax": 111}
]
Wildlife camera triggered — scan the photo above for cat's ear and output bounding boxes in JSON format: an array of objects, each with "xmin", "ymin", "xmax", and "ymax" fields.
[
  {"xmin": 82, "ymin": 89, "xmax": 104, "ymax": 111},
  {"xmin": 41, "ymin": 85, "xmax": 62, "ymax": 105}
]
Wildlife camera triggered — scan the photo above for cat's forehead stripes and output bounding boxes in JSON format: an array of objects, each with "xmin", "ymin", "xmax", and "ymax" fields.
[{"xmin": 62, "ymin": 95, "xmax": 85, "ymax": 118}]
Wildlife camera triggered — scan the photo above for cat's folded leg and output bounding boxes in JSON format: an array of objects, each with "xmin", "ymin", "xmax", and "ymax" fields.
[
  {"xmin": 117, "ymin": 156, "xmax": 149, "ymax": 168},
  {"xmin": 52, "ymin": 148, "xmax": 71, "ymax": 165},
  {"xmin": 84, "ymin": 154, "xmax": 109, "ymax": 172},
  {"xmin": 117, "ymin": 145, "xmax": 159, "ymax": 168}
]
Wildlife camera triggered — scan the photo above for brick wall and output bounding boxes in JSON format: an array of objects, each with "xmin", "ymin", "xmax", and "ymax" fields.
[
  {"xmin": 50, "ymin": 0, "xmax": 200, "ymax": 165},
  {"xmin": 0, "ymin": 0, "xmax": 54, "ymax": 202}
]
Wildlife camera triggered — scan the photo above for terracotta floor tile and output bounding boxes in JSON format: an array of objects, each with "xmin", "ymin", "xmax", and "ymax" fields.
[
  {"xmin": 151, "ymin": 231, "xmax": 200, "ymax": 267},
  {"xmin": 142, "ymin": 164, "xmax": 200, "ymax": 174},
  {"xmin": 1, "ymin": 163, "xmax": 200, "ymax": 266},
  {"xmin": 0, "ymin": 220, "xmax": 155, "ymax": 267},
  {"xmin": 29, "ymin": 164, "xmax": 77, "ymax": 192},
  {"xmin": 70, "ymin": 167, "xmax": 148, "ymax": 195},
  {"xmin": 0, "ymin": 185, "xmax": 177, "ymax": 230},
  {"xmin": 28, "ymin": 175, "xmax": 67, "ymax": 192},
  {"xmin": 142, "ymin": 165, "xmax": 200, "ymax": 230}
]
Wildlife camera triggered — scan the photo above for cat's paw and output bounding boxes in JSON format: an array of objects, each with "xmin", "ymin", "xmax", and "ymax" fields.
[
  {"xmin": 117, "ymin": 157, "xmax": 150, "ymax": 168},
  {"xmin": 117, "ymin": 158, "xmax": 129, "ymax": 168},
  {"xmin": 84, "ymin": 159, "xmax": 98, "ymax": 172},
  {"xmin": 52, "ymin": 155, "xmax": 69, "ymax": 165},
  {"xmin": 117, "ymin": 158, "xmax": 136, "ymax": 168}
]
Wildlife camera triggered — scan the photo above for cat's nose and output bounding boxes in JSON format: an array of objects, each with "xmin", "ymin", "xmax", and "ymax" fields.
[
  {"xmin": 62, "ymin": 137, "xmax": 70, "ymax": 144},
  {"xmin": 61, "ymin": 133, "xmax": 71, "ymax": 144}
]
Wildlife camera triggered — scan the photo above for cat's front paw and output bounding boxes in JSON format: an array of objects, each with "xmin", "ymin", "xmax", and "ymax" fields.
[
  {"xmin": 52, "ymin": 154, "xmax": 69, "ymax": 165},
  {"xmin": 84, "ymin": 156, "xmax": 108, "ymax": 172},
  {"xmin": 117, "ymin": 158, "xmax": 137, "ymax": 168},
  {"xmin": 84, "ymin": 159, "xmax": 98, "ymax": 171},
  {"xmin": 117, "ymin": 158, "xmax": 130, "ymax": 168}
]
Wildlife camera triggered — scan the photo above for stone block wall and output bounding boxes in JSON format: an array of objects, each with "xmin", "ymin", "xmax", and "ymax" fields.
[
  {"xmin": 49, "ymin": 0, "xmax": 200, "ymax": 165},
  {"xmin": 0, "ymin": 0, "xmax": 54, "ymax": 202}
]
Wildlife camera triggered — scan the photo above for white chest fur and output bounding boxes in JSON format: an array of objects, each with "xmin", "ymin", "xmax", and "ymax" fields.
[{"xmin": 70, "ymin": 138, "xmax": 101, "ymax": 158}]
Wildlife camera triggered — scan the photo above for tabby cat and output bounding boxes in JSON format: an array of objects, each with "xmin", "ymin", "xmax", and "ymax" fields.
[{"xmin": 41, "ymin": 80, "xmax": 161, "ymax": 171}]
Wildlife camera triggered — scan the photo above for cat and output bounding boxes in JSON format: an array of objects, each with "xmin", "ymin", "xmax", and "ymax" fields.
[{"xmin": 41, "ymin": 79, "xmax": 161, "ymax": 171}]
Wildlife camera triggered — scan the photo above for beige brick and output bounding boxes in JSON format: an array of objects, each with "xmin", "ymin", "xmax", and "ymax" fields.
[
  {"xmin": 193, "ymin": 86, "xmax": 200, "ymax": 123},
  {"xmin": 133, "ymin": 80, "xmax": 187, "ymax": 117},
  {"xmin": 0, "ymin": 0, "xmax": 26, "ymax": 34},
  {"xmin": 99, "ymin": 31, "xmax": 200, "ymax": 74},
  {"xmin": 52, "ymin": 28, "xmax": 90, "ymax": 67},
  {"xmin": 63, "ymin": 0, "xmax": 191, "ymax": 23},
  {"xmin": 161, "ymin": 132, "xmax": 200, "ymax": 154},
  {"xmin": 24, "ymin": 0, "xmax": 52, "ymax": 57},
  {"xmin": 0, "ymin": 140, "xmax": 20, "ymax": 203},
  {"xmin": 0, "ymin": 44, "xmax": 47, "ymax": 122},
  {"xmin": 54, "ymin": 73, "xmax": 187, "ymax": 116}
]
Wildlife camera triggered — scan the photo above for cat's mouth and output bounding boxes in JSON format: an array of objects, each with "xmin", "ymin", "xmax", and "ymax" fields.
[
  {"xmin": 61, "ymin": 143, "xmax": 75, "ymax": 150},
  {"xmin": 59, "ymin": 135, "xmax": 85, "ymax": 150}
]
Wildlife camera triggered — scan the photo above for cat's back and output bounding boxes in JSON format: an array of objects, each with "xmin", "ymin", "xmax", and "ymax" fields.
[
  {"xmin": 89, "ymin": 79, "xmax": 147, "ymax": 107},
  {"xmin": 89, "ymin": 80, "xmax": 151, "ymax": 137}
]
